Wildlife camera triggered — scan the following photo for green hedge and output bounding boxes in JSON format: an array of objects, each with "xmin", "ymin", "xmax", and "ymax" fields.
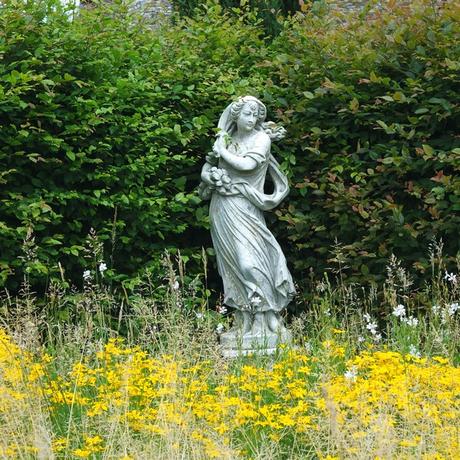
[
  {"xmin": 0, "ymin": 1, "xmax": 264, "ymax": 289},
  {"xmin": 262, "ymin": 1, "xmax": 460, "ymax": 284},
  {"xmin": 172, "ymin": 0, "xmax": 302, "ymax": 36},
  {"xmin": 0, "ymin": 0, "xmax": 458, "ymax": 294}
]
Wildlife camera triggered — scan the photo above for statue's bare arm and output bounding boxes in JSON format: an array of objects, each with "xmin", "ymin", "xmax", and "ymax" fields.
[{"xmin": 212, "ymin": 136, "xmax": 258, "ymax": 172}]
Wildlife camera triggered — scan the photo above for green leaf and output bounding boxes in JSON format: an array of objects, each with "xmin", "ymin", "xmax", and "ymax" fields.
[
  {"xmin": 349, "ymin": 98, "xmax": 359, "ymax": 111},
  {"xmin": 66, "ymin": 151, "xmax": 76, "ymax": 161},
  {"xmin": 422, "ymin": 144, "xmax": 434, "ymax": 156}
]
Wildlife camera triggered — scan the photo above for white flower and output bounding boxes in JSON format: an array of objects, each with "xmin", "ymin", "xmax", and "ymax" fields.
[
  {"xmin": 316, "ymin": 281, "xmax": 327, "ymax": 293},
  {"xmin": 172, "ymin": 280, "xmax": 180, "ymax": 290},
  {"xmin": 216, "ymin": 323, "xmax": 224, "ymax": 333},
  {"xmin": 402, "ymin": 316, "xmax": 419, "ymax": 327},
  {"xmin": 363, "ymin": 313, "xmax": 381, "ymax": 340},
  {"xmin": 99, "ymin": 262, "xmax": 107, "ymax": 276},
  {"xmin": 366, "ymin": 321, "xmax": 378, "ymax": 334},
  {"xmin": 195, "ymin": 312, "xmax": 204, "ymax": 320},
  {"xmin": 444, "ymin": 271, "xmax": 458, "ymax": 284},
  {"xmin": 251, "ymin": 296, "xmax": 262, "ymax": 306},
  {"xmin": 357, "ymin": 336, "xmax": 365, "ymax": 343},
  {"xmin": 344, "ymin": 366, "xmax": 358, "ymax": 381},
  {"xmin": 441, "ymin": 310, "xmax": 448, "ymax": 324},
  {"xmin": 392, "ymin": 304, "xmax": 406, "ymax": 318},
  {"xmin": 83, "ymin": 270, "xmax": 91, "ymax": 280},
  {"xmin": 448, "ymin": 302, "xmax": 459, "ymax": 316},
  {"xmin": 408, "ymin": 316, "xmax": 419, "ymax": 327},
  {"xmin": 304, "ymin": 342, "xmax": 313, "ymax": 353},
  {"xmin": 432, "ymin": 304, "xmax": 441, "ymax": 315},
  {"xmin": 408, "ymin": 344, "xmax": 421, "ymax": 358},
  {"xmin": 216, "ymin": 305, "xmax": 227, "ymax": 314},
  {"xmin": 373, "ymin": 332, "xmax": 382, "ymax": 342}
]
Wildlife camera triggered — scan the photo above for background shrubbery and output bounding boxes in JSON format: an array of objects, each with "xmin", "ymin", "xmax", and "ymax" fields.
[
  {"xmin": 264, "ymin": 1, "xmax": 460, "ymax": 286},
  {"xmin": 0, "ymin": 0, "xmax": 459, "ymax": 299},
  {"xmin": 172, "ymin": 0, "xmax": 302, "ymax": 36}
]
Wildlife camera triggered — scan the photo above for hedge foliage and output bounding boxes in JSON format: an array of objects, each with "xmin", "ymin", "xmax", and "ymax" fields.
[
  {"xmin": 172, "ymin": 0, "xmax": 302, "ymax": 36},
  {"xmin": 265, "ymin": 1, "xmax": 460, "ymax": 286},
  {"xmin": 0, "ymin": 0, "xmax": 459, "ymax": 295}
]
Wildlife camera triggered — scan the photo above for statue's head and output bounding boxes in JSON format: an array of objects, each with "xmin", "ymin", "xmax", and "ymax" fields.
[
  {"xmin": 229, "ymin": 96, "xmax": 266, "ymax": 133},
  {"xmin": 217, "ymin": 95, "xmax": 268, "ymax": 136}
]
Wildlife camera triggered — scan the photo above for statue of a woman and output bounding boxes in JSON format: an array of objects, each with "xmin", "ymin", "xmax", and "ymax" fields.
[{"xmin": 200, "ymin": 96, "xmax": 295, "ymax": 356}]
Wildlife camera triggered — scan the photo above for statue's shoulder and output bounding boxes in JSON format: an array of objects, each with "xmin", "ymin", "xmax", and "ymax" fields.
[{"xmin": 254, "ymin": 130, "xmax": 271, "ymax": 148}]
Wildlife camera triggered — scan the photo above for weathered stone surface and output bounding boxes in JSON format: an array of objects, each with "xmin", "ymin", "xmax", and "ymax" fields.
[{"xmin": 132, "ymin": 0, "xmax": 173, "ymax": 17}]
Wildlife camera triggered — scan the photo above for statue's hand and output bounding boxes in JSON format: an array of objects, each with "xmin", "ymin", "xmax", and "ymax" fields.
[
  {"xmin": 212, "ymin": 135, "xmax": 226, "ymax": 156},
  {"xmin": 205, "ymin": 152, "xmax": 218, "ymax": 165},
  {"xmin": 262, "ymin": 121, "xmax": 286, "ymax": 141},
  {"xmin": 212, "ymin": 143, "xmax": 221, "ymax": 157}
]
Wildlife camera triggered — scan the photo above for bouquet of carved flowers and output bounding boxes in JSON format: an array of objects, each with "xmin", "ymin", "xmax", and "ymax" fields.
[
  {"xmin": 198, "ymin": 132, "xmax": 234, "ymax": 199},
  {"xmin": 208, "ymin": 166, "xmax": 232, "ymax": 195},
  {"xmin": 198, "ymin": 160, "xmax": 233, "ymax": 199}
]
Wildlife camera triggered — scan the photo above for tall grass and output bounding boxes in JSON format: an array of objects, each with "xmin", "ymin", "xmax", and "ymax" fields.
[{"xmin": 0, "ymin": 242, "xmax": 459, "ymax": 459}]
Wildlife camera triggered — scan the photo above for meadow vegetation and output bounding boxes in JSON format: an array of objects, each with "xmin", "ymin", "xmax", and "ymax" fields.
[{"xmin": 0, "ymin": 243, "xmax": 459, "ymax": 458}]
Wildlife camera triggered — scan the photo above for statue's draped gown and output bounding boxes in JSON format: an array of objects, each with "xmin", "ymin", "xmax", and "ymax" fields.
[{"xmin": 209, "ymin": 130, "xmax": 295, "ymax": 313}]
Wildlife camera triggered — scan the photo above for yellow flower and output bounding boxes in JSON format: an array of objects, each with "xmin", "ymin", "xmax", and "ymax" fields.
[
  {"xmin": 332, "ymin": 346, "xmax": 345, "ymax": 357},
  {"xmin": 73, "ymin": 448, "xmax": 91, "ymax": 458},
  {"xmin": 84, "ymin": 435, "xmax": 103, "ymax": 447},
  {"xmin": 87, "ymin": 400, "xmax": 108, "ymax": 416},
  {"xmin": 400, "ymin": 437, "xmax": 421, "ymax": 447},
  {"xmin": 52, "ymin": 438, "xmax": 67, "ymax": 452},
  {"xmin": 72, "ymin": 435, "xmax": 105, "ymax": 457}
]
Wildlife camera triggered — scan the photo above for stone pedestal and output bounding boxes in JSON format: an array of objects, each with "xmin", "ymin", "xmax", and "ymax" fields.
[{"xmin": 219, "ymin": 311, "xmax": 291, "ymax": 358}]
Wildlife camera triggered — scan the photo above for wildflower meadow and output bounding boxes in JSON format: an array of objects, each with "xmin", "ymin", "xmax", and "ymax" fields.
[{"xmin": 1, "ymin": 243, "xmax": 459, "ymax": 458}]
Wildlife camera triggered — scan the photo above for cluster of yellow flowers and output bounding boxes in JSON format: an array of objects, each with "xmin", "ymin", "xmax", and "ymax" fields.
[
  {"xmin": 324, "ymin": 350, "xmax": 460, "ymax": 457},
  {"xmin": 46, "ymin": 340, "xmax": 319, "ymax": 457},
  {"xmin": 1, "ymin": 328, "xmax": 459, "ymax": 458}
]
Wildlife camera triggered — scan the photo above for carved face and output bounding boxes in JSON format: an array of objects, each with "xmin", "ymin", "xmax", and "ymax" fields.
[{"xmin": 236, "ymin": 102, "xmax": 259, "ymax": 133}]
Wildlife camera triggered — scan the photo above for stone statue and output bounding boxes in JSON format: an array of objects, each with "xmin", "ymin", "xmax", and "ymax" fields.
[{"xmin": 200, "ymin": 96, "xmax": 296, "ymax": 357}]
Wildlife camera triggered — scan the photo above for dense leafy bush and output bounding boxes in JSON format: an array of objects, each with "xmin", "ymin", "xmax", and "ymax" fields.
[
  {"xmin": 0, "ymin": 1, "xmax": 265, "ymax": 289},
  {"xmin": 263, "ymin": 1, "xmax": 460, "ymax": 284},
  {"xmin": 0, "ymin": 0, "xmax": 458, "ymax": 296},
  {"xmin": 172, "ymin": 0, "xmax": 302, "ymax": 36}
]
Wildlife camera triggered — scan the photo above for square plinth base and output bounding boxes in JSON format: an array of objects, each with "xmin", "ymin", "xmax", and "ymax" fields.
[
  {"xmin": 219, "ymin": 331, "xmax": 290, "ymax": 358},
  {"xmin": 221, "ymin": 347, "xmax": 277, "ymax": 358}
]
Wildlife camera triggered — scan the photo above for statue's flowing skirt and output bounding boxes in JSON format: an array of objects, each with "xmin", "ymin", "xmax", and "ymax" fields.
[{"xmin": 210, "ymin": 193, "xmax": 295, "ymax": 312}]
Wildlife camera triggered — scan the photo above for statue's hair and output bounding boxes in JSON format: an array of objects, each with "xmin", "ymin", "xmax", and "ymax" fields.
[
  {"xmin": 262, "ymin": 121, "xmax": 286, "ymax": 141},
  {"xmin": 230, "ymin": 96, "xmax": 267, "ymax": 124},
  {"xmin": 226, "ymin": 95, "xmax": 285, "ymax": 141}
]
